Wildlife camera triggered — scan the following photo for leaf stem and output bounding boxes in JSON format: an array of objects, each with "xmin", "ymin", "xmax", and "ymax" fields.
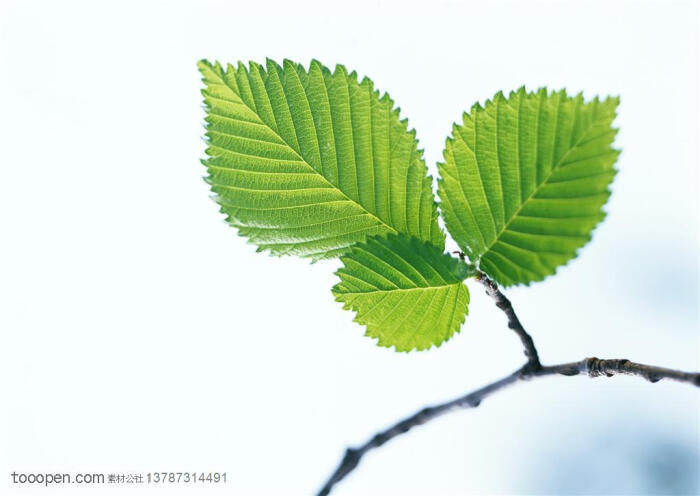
[{"xmin": 475, "ymin": 270, "xmax": 540, "ymax": 369}]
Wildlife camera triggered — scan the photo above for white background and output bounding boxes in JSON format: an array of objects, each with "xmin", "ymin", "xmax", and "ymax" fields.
[{"xmin": 1, "ymin": 0, "xmax": 698, "ymax": 494}]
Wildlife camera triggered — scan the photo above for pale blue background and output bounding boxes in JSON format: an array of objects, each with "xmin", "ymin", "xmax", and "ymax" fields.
[{"xmin": 1, "ymin": 0, "xmax": 697, "ymax": 494}]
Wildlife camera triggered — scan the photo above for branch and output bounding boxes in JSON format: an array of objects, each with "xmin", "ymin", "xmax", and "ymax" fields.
[
  {"xmin": 475, "ymin": 270, "xmax": 540, "ymax": 368},
  {"xmin": 317, "ymin": 358, "xmax": 699, "ymax": 496},
  {"xmin": 552, "ymin": 357, "xmax": 700, "ymax": 384},
  {"xmin": 318, "ymin": 266, "xmax": 698, "ymax": 495}
]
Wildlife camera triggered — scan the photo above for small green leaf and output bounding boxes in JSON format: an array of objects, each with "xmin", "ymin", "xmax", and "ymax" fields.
[
  {"xmin": 332, "ymin": 234, "xmax": 470, "ymax": 351},
  {"xmin": 438, "ymin": 88, "xmax": 620, "ymax": 286},
  {"xmin": 199, "ymin": 59, "xmax": 444, "ymax": 261}
]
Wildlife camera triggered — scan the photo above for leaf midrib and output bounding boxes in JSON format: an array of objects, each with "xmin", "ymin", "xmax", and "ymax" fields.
[
  {"xmin": 337, "ymin": 281, "xmax": 463, "ymax": 295},
  {"xmin": 209, "ymin": 69, "xmax": 399, "ymax": 236}
]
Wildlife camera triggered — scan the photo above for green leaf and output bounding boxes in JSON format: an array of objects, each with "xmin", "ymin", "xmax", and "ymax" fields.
[
  {"xmin": 438, "ymin": 88, "xmax": 620, "ymax": 286},
  {"xmin": 199, "ymin": 59, "xmax": 444, "ymax": 261},
  {"xmin": 332, "ymin": 234, "xmax": 470, "ymax": 351}
]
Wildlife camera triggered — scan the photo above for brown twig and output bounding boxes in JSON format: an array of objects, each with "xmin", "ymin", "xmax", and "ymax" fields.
[
  {"xmin": 317, "ymin": 358, "xmax": 699, "ymax": 496},
  {"xmin": 475, "ymin": 270, "xmax": 540, "ymax": 368}
]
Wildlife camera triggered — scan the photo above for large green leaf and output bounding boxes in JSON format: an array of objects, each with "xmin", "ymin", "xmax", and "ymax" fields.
[
  {"xmin": 438, "ymin": 88, "xmax": 620, "ymax": 286},
  {"xmin": 332, "ymin": 234, "xmax": 470, "ymax": 351},
  {"xmin": 199, "ymin": 59, "xmax": 444, "ymax": 260}
]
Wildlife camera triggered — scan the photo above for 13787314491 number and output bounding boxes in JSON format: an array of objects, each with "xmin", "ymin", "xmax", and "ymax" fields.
[{"xmin": 146, "ymin": 472, "xmax": 226, "ymax": 484}]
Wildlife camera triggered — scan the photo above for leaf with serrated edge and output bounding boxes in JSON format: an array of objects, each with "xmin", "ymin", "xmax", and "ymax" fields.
[
  {"xmin": 438, "ymin": 88, "xmax": 620, "ymax": 286},
  {"xmin": 333, "ymin": 234, "xmax": 470, "ymax": 351},
  {"xmin": 199, "ymin": 59, "xmax": 444, "ymax": 261}
]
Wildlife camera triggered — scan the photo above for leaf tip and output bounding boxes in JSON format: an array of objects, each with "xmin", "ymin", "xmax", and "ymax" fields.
[
  {"xmin": 265, "ymin": 57, "xmax": 282, "ymax": 73},
  {"xmin": 197, "ymin": 58, "xmax": 213, "ymax": 71},
  {"xmin": 333, "ymin": 63, "xmax": 348, "ymax": 76}
]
